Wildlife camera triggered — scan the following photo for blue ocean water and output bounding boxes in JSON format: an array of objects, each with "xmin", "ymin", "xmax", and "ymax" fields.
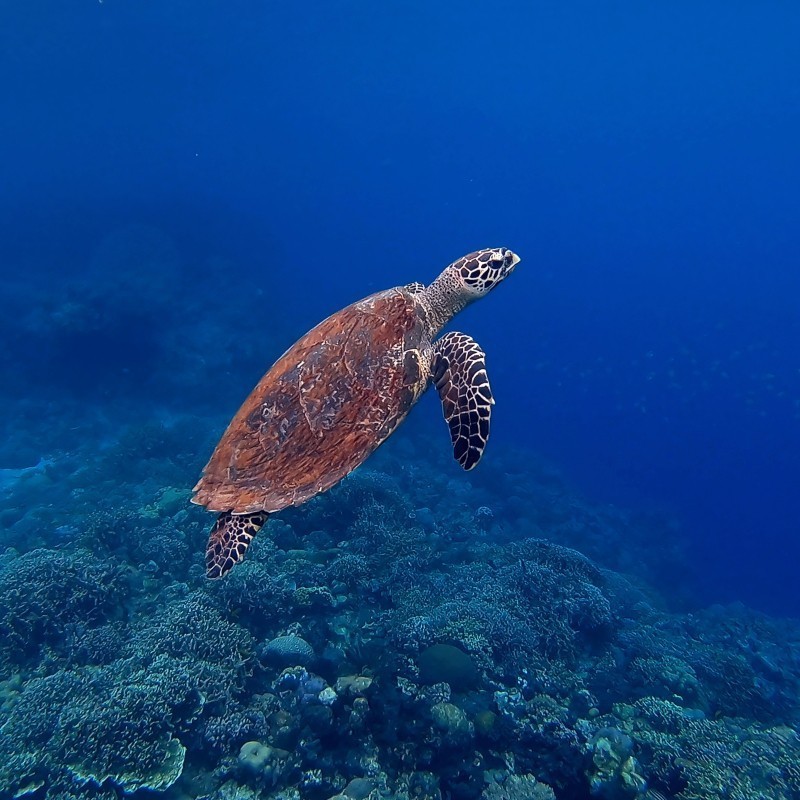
[
  {"xmin": 3, "ymin": 0, "xmax": 798, "ymax": 614},
  {"xmin": 2, "ymin": 3, "xmax": 800, "ymax": 798}
]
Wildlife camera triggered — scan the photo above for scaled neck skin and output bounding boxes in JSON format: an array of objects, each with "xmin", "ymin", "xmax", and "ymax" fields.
[{"xmin": 419, "ymin": 269, "xmax": 473, "ymax": 338}]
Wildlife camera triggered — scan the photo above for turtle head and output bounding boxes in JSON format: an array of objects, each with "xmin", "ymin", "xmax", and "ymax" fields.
[
  {"xmin": 423, "ymin": 247, "xmax": 521, "ymax": 334},
  {"xmin": 450, "ymin": 247, "xmax": 521, "ymax": 298}
]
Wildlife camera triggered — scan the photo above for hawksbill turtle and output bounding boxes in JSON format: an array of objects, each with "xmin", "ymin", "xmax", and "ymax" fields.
[{"xmin": 192, "ymin": 247, "xmax": 521, "ymax": 578}]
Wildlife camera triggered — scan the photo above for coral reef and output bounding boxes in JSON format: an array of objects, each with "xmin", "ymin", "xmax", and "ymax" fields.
[
  {"xmin": 1, "ymin": 362, "xmax": 799, "ymax": 799},
  {"xmin": 0, "ymin": 548, "xmax": 130, "ymax": 668}
]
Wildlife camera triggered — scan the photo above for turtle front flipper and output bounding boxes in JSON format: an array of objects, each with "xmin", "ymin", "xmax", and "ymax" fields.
[
  {"xmin": 205, "ymin": 511, "xmax": 267, "ymax": 579},
  {"xmin": 431, "ymin": 332, "xmax": 493, "ymax": 471}
]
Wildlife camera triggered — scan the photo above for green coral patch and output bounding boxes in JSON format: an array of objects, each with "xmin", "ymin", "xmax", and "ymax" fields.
[{"xmin": 418, "ymin": 643, "xmax": 479, "ymax": 690}]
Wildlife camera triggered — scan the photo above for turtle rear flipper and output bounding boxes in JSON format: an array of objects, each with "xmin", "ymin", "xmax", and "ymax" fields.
[
  {"xmin": 206, "ymin": 511, "xmax": 267, "ymax": 579},
  {"xmin": 432, "ymin": 332, "xmax": 493, "ymax": 471}
]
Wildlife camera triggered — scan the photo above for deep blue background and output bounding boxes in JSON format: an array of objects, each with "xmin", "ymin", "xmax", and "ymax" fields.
[{"xmin": 2, "ymin": 2, "xmax": 799, "ymax": 614}]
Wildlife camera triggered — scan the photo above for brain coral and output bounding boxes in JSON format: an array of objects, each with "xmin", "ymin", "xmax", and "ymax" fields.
[{"xmin": 262, "ymin": 634, "xmax": 316, "ymax": 667}]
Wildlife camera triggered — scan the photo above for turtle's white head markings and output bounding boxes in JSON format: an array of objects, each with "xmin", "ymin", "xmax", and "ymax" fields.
[{"xmin": 453, "ymin": 247, "xmax": 521, "ymax": 298}]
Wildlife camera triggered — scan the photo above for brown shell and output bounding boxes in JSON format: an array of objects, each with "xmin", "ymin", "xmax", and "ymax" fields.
[{"xmin": 192, "ymin": 288, "xmax": 429, "ymax": 514}]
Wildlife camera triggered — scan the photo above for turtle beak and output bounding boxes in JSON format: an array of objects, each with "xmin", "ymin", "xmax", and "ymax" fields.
[{"xmin": 505, "ymin": 249, "xmax": 521, "ymax": 272}]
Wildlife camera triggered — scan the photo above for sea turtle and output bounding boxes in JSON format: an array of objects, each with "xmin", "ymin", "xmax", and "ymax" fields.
[{"xmin": 192, "ymin": 247, "xmax": 521, "ymax": 578}]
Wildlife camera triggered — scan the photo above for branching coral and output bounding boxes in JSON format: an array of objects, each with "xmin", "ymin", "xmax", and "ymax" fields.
[
  {"xmin": 614, "ymin": 697, "xmax": 800, "ymax": 799},
  {"xmin": 0, "ymin": 548, "xmax": 130, "ymax": 667},
  {"xmin": 0, "ymin": 657, "xmax": 193, "ymax": 795}
]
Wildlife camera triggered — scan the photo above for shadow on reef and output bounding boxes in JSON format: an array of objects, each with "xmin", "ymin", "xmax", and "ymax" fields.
[{"xmin": 1, "ymin": 412, "xmax": 800, "ymax": 800}]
